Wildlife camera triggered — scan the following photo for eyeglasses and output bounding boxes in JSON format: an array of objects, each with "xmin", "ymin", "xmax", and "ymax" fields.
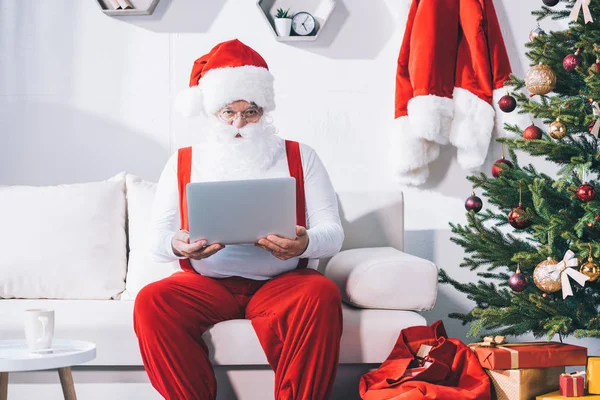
[{"xmin": 218, "ymin": 107, "xmax": 262, "ymax": 123}]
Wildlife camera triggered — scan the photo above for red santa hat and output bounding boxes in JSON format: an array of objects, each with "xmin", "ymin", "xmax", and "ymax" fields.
[
  {"xmin": 393, "ymin": 0, "xmax": 516, "ymax": 186},
  {"xmin": 174, "ymin": 39, "xmax": 275, "ymax": 117}
]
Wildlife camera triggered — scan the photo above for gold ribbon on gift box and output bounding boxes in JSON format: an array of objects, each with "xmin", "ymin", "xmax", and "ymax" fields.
[
  {"xmin": 476, "ymin": 336, "xmax": 507, "ymax": 347},
  {"xmin": 469, "ymin": 337, "xmax": 563, "ymax": 369},
  {"xmin": 561, "ymin": 371, "xmax": 585, "ymax": 397}
]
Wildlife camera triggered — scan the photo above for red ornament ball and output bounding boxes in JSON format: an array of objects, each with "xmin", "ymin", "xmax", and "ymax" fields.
[
  {"xmin": 508, "ymin": 205, "xmax": 532, "ymax": 229},
  {"xmin": 465, "ymin": 194, "xmax": 483, "ymax": 213},
  {"xmin": 542, "ymin": 293, "xmax": 548, "ymax": 298},
  {"xmin": 498, "ymin": 95, "xmax": 517, "ymax": 113},
  {"xmin": 509, "ymin": 271, "xmax": 528, "ymax": 292},
  {"xmin": 542, "ymin": 0, "xmax": 559, "ymax": 5},
  {"xmin": 563, "ymin": 53, "xmax": 582, "ymax": 72},
  {"xmin": 577, "ymin": 183, "xmax": 596, "ymax": 202},
  {"xmin": 492, "ymin": 157, "xmax": 514, "ymax": 178},
  {"xmin": 523, "ymin": 124, "xmax": 543, "ymax": 140}
]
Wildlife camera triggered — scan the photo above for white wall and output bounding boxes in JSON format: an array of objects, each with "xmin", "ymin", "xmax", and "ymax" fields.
[{"xmin": 1, "ymin": 0, "xmax": 585, "ymax": 348}]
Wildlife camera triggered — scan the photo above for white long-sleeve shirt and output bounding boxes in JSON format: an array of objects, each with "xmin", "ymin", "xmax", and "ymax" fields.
[{"xmin": 148, "ymin": 137, "xmax": 344, "ymax": 280}]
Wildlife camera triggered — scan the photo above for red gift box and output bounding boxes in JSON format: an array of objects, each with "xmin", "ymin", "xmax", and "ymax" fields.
[
  {"xmin": 560, "ymin": 372, "xmax": 585, "ymax": 397},
  {"xmin": 469, "ymin": 342, "xmax": 587, "ymax": 370}
]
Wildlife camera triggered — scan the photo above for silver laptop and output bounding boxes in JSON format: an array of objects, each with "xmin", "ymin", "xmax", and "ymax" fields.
[{"xmin": 186, "ymin": 177, "xmax": 297, "ymax": 245}]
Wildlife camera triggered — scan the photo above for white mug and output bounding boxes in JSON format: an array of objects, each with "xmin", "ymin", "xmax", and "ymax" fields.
[{"xmin": 24, "ymin": 309, "xmax": 54, "ymax": 352}]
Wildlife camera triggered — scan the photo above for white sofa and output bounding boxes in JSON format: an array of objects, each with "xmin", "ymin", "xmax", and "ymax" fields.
[{"xmin": 0, "ymin": 173, "xmax": 438, "ymax": 400}]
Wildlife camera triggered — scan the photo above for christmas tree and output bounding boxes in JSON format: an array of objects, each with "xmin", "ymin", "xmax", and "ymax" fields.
[{"xmin": 441, "ymin": 0, "xmax": 600, "ymax": 340}]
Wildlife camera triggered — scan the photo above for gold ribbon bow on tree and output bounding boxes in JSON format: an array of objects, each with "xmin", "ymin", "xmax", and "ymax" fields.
[
  {"xmin": 549, "ymin": 250, "xmax": 590, "ymax": 299},
  {"xmin": 591, "ymin": 101, "xmax": 600, "ymax": 138},
  {"xmin": 570, "ymin": 0, "xmax": 594, "ymax": 24}
]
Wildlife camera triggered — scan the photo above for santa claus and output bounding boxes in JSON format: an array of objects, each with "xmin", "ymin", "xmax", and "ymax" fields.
[{"xmin": 133, "ymin": 39, "xmax": 345, "ymax": 400}]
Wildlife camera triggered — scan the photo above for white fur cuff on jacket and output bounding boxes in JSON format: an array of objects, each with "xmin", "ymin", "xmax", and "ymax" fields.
[
  {"xmin": 391, "ymin": 116, "xmax": 440, "ymax": 186},
  {"xmin": 449, "ymin": 87, "xmax": 495, "ymax": 171},
  {"xmin": 406, "ymin": 95, "xmax": 454, "ymax": 145}
]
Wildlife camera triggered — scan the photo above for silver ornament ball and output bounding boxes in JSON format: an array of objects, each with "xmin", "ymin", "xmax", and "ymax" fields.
[{"xmin": 529, "ymin": 26, "xmax": 546, "ymax": 41}]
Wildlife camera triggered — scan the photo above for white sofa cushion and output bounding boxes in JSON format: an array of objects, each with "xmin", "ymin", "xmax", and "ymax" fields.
[
  {"xmin": 0, "ymin": 300, "xmax": 426, "ymax": 366},
  {"xmin": 0, "ymin": 174, "xmax": 127, "ymax": 299},
  {"xmin": 325, "ymin": 247, "xmax": 438, "ymax": 311},
  {"xmin": 122, "ymin": 175, "xmax": 179, "ymax": 299}
]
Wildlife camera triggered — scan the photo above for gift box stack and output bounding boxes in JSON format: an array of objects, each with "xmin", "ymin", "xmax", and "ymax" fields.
[
  {"xmin": 469, "ymin": 336, "xmax": 588, "ymax": 400},
  {"xmin": 536, "ymin": 357, "xmax": 600, "ymax": 399}
]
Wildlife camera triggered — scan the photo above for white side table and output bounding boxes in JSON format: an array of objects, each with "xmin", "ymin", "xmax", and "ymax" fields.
[{"xmin": 0, "ymin": 339, "xmax": 96, "ymax": 400}]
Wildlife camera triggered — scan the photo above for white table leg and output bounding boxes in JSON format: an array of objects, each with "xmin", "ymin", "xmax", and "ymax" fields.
[
  {"xmin": 0, "ymin": 372, "xmax": 7, "ymax": 400},
  {"xmin": 58, "ymin": 367, "xmax": 76, "ymax": 400}
]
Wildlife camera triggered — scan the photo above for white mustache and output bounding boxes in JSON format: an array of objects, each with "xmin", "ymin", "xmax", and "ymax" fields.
[{"xmin": 209, "ymin": 117, "xmax": 269, "ymax": 142}]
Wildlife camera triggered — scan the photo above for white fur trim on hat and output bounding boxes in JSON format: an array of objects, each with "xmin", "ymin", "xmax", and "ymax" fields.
[
  {"xmin": 390, "ymin": 116, "xmax": 440, "ymax": 186},
  {"xmin": 200, "ymin": 65, "xmax": 275, "ymax": 115},
  {"xmin": 406, "ymin": 95, "xmax": 454, "ymax": 145},
  {"xmin": 174, "ymin": 86, "xmax": 204, "ymax": 117},
  {"xmin": 449, "ymin": 87, "xmax": 495, "ymax": 170}
]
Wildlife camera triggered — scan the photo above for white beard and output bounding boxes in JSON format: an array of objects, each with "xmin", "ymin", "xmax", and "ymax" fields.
[{"xmin": 198, "ymin": 115, "xmax": 285, "ymax": 181}]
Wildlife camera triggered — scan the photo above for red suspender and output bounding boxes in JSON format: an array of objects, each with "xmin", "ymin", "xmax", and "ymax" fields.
[
  {"xmin": 177, "ymin": 147, "xmax": 194, "ymax": 272},
  {"xmin": 175, "ymin": 141, "xmax": 309, "ymax": 272},
  {"xmin": 285, "ymin": 140, "xmax": 309, "ymax": 269}
]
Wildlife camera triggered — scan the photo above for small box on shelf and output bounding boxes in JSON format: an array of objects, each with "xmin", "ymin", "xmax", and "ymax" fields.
[{"xmin": 96, "ymin": 0, "xmax": 160, "ymax": 16}]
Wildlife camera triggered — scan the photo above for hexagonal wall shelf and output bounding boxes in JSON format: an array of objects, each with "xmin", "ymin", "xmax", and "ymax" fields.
[
  {"xmin": 257, "ymin": 0, "xmax": 336, "ymax": 42},
  {"xmin": 96, "ymin": 0, "xmax": 160, "ymax": 16}
]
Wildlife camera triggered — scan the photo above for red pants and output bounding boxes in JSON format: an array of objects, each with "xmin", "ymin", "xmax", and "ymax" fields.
[{"xmin": 133, "ymin": 268, "xmax": 343, "ymax": 400}]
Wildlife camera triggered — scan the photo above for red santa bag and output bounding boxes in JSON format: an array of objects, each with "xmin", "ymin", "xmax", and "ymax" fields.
[{"xmin": 359, "ymin": 320, "xmax": 491, "ymax": 400}]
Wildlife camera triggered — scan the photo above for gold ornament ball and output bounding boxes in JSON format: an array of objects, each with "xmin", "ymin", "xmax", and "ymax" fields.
[
  {"xmin": 580, "ymin": 256, "xmax": 600, "ymax": 282},
  {"xmin": 525, "ymin": 64, "xmax": 557, "ymax": 95},
  {"xmin": 549, "ymin": 117, "xmax": 567, "ymax": 139},
  {"xmin": 533, "ymin": 257, "xmax": 562, "ymax": 293}
]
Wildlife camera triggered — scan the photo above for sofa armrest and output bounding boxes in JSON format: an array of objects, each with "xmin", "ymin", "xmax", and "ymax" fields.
[{"xmin": 324, "ymin": 247, "xmax": 438, "ymax": 311}]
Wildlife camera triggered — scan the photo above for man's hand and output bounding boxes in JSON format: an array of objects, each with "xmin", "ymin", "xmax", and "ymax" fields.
[
  {"xmin": 171, "ymin": 230, "xmax": 224, "ymax": 260},
  {"xmin": 255, "ymin": 226, "xmax": 309, "ymax": 261}
]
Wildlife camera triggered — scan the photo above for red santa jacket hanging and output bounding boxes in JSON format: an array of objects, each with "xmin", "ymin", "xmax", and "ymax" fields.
[{"xmin": 393, "ymin": 0, "xmax": 513, "ymax": 186}]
